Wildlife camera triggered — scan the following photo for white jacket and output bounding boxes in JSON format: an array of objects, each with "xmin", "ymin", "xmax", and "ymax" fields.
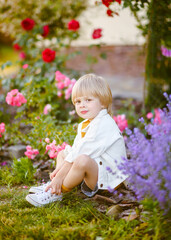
[{"xmin": 64, "ymin": 109, "xmax": 127, "ymax": 190}]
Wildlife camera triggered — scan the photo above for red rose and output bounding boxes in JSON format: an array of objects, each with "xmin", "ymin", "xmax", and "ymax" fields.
[
  {"xmin": 13, "ymin": 43, "xmax": 22, "ymax": 51},
  {"xmin": 107, "ymin": 9, "xmax": 113, "ymax": 17},
  {"xmin": 21, "ymin": 18, "xmax": 35, "ymax": 31},
  {"xmin": 102, "ymin": 0, "xmax": 114, "ymax": 7},
  {"xmin": 92, "ymin": 29, "xmax": 102, "ymax": 39},
  {"xmin": 42, "ymin": 48, "xmax": 56, "ymax": 63},
  {"xmin": 115, "ymin": 0, "xmax": 121, "ymax": 4},
  {"xmin": 42, "ymin": 25, "xmax": 49, "ymax": 37},
  {"xmin": 68, "ymin": 19, "xmax": 80, "ymax": 31}
]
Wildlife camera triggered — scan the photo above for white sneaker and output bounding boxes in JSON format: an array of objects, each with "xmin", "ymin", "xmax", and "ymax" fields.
[
  {"xmin": 26, "ymin": 190, "xmax": 62, "ymax": 207},
  {"xmin": 29, "ymin": 181, "xmax": 51, "ymax": 194}
]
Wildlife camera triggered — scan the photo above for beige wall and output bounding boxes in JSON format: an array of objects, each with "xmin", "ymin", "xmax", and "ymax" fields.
[{"xmin": 72, "ymin": 1, "xmax": 145, "ymax": 46}]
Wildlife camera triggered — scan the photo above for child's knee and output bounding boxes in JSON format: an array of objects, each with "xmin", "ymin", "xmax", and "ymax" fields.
[
  {"xmin": 56, "ymin": 150, "xmax": 65, "ymax": 162},
  {"xmin": 74, "ymin": 154, "xmax": 91, "ymax": 169}
]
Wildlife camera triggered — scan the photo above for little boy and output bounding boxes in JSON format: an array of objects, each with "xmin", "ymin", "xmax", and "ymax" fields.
[{"xmin": 26, "ymin": 73, "xmax": 127, "ymax": 207}]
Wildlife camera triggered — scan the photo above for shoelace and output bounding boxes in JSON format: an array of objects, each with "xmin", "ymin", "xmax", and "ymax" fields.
[
  {"xmin": 36, "ymin": 189, "xmax": 53, "ymax": 202},
  {"xmin": 41, "ymin": 181, "xmax": 51, "ymax": 190}
]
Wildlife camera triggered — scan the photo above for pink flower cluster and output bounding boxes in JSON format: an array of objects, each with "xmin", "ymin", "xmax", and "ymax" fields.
[
  {"xmin": 55, "ymin": 71, "xmax": 76, "ymax": 100},
  {"xmin": 6, "ymin": 89, "xmax": 27, "ymax": 107},
  {"xmin": 0, "ymin": 123, "xmax": 5, "ymax": 137},
  {"xmin": 45, "ymin": 138, "xmax": 69, "ymax": 159},
  {"xmin": 43, "ymin": 104, "xmax": 52, "ymax": 115},
  {"xmin": 113, "ymin": 114, "xmax": 128, "ymax": 132},
  {"xmin": 24, "ymin": 145, "xmax": 39, "ymax": 159},
  {"xmin": 146, "ymin": 109, "xmax": 162, "ymax": 124}
]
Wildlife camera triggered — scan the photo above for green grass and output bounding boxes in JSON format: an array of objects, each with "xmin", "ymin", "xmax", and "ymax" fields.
[{"xmin": 0, "ymin": 186, "xmax": 170, "ymax": 240}]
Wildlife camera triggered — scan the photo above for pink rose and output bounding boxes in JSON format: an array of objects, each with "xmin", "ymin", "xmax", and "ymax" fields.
[
  {"xmin": 22, "ymin": 64, "xmax": 29, "ymax": 69},
  {"xmin": 146, "ymin": 112, "xmax": 153, "ymax": 119},
  {"xmin": 45, "ymin": 138, "xmax": 50, "ymax": 143},
  {"xmin": 154, "ymin": 109, "xmax": 162, "ymax": 124},
  {"xmin": 113, "ymin": 114, "xmax": 128, "ymax": 132},
  {"xmin": 57, "ymin": 91, "xmax": 62, "ymax": 97},
  {"xmin": 6, "ymin": 89, "xmax": 27, "ymax": 107},
  {"xmin": 0, "ymin": 123, "xmax": 5, "ymax": 137},
  {"xmin": 19, "ymin": 52, "xmax": 26, "ymax": 60},
  {"xmin": 25, "ymin": 145, "xmax": 39, "ymax": 159},
  {"xmin": 43, "ymin": 104, "xmax": 52, "ymax": 115}
]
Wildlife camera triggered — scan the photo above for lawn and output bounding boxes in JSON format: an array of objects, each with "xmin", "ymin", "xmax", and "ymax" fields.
[{"xmin": 0, "ymin": 186, "xmax": 170, "ymax": 240}]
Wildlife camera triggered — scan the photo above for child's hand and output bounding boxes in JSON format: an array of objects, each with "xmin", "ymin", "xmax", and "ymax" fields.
[
  {"xmin": 50, "ymin": 168, "xmax": 58, "ymax": 180},
  {"xmin": 45, "ymin": 176, "xmax": 63, "ymax": 195}
]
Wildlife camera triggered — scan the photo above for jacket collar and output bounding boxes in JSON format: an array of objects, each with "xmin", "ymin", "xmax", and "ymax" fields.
[
  {"xmin": 82, "ymin": 109, "xmax": 108, "ymax": 124},
  {"xmin": 81, "ymin": 109, "xmax": 108, "ymax": 133}
]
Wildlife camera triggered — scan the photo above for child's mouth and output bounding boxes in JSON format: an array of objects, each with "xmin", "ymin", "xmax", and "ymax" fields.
[{"xmin": 81, "ymin": 111, "xmax": 88, "ymax": 114}]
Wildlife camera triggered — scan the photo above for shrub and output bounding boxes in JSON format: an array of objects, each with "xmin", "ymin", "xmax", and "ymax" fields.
[
  {"xmin": 11, "ymin": 157, "xmax": 36, "ymax": 184},
  {"xmin": 120, "ymin": 93, "xmax": 171, "ymax": 212}
]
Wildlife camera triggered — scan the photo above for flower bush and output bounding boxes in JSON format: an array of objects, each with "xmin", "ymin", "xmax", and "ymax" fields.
[
  {"xmin": 120, "ymin": 94, "xmax": 171, "ymax": 211},
  {"xmin": 24, "ymin": 146, "xmax": 39, "ymax": 160},
  {"xmin": 113, "ymin": 114, "xmax": 128, "ymax": 132},
  {"xmin": 6, "ymin": 89, "xmax": 27, "ymax": 107},
  {"xmin": 0, "ymin": 123, "xmax": 5, "ymax": 138},
  {"xmin": 45, "ymin": 141, "xmax": 70, "ymax": 159}
]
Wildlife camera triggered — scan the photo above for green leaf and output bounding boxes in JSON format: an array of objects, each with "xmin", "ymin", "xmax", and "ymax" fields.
[
  {"xmin": 1, "ymin": 61, "xmax": 12, "ymax": 70},
  {"xmin": 100, "ymin": 52, "xmax": 107, "ymax": 59}
]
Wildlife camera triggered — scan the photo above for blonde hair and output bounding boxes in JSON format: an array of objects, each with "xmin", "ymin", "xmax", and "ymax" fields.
[{"xmin": 72, "ymin": 73, "xmax": 113, "ymax": 115}]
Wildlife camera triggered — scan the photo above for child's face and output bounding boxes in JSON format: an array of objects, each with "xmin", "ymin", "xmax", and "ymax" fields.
[{"xmin": 74, "ymin": 95, "xmax": 104, "ymax": 120}]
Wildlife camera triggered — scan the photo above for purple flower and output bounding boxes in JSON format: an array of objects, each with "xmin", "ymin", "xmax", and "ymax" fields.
[
  {"xmin": 118, "ymin": 93, "xmax": 171, "ymax": 212},
  {"xmin": 1, "ymin": 161, "xmax": 7, "ymax": 166}
]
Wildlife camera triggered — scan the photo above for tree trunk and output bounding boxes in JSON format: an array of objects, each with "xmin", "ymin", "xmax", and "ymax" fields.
[{"xmin": 144, "ymin": 0, "xmax": 170, "ymax": 110}]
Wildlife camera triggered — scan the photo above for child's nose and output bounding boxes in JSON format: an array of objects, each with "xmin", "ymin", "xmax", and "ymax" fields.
[{"xmin": 80, "ymin": 101, "xmax": 86, "ymax": 107}]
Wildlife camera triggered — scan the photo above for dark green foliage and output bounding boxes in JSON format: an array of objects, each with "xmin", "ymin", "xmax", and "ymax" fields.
[{"xmin": 123, "ymin": 0, "xmax": 171, "ymax": 109}]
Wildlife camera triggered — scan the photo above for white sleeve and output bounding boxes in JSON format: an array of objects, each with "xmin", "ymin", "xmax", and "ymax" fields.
[{"xmin": 64, "ymin": 120, "xmax": 121, "ymax": 163}]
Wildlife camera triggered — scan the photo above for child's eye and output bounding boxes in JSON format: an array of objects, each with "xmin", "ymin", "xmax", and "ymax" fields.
[
  {"xmin": 86, "ymin": 98, "xmax": 92, "ymax": 102},
  {"xmin": 75, "ymin": 100, "xmax": 81, "ymax": 104}
]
